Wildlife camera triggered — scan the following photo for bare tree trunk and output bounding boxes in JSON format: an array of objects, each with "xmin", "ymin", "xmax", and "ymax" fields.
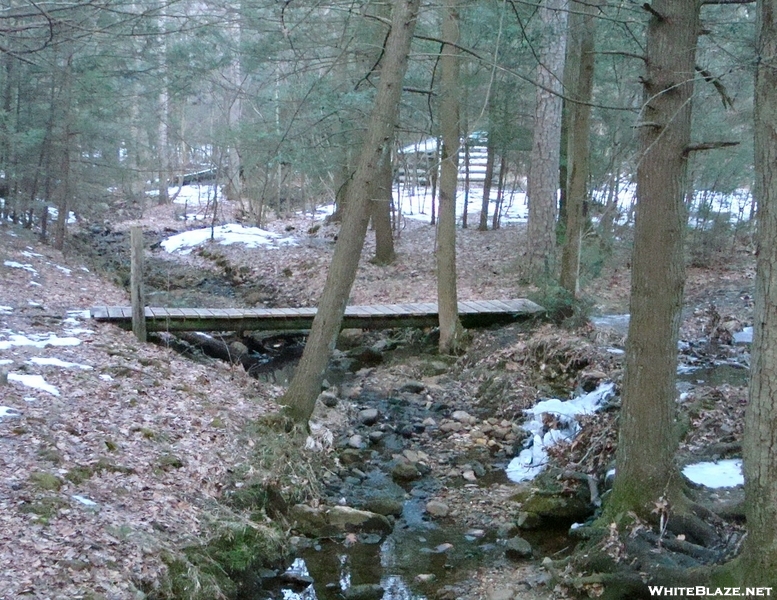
[
  {"xmin": 54, "ymin": 57, "xmax": 74, "ymax": 251},
  {"xmin": 559, "ymin": 0, "xmax": 598, "ymax": 297},
  {"xmin": 492, "ymin": 155, "xmax": 507, "ymax": 230},
  {"xmin": 479, "ymin": 132, "xmax": 495, "ymax": 231},
  {"xmin": 524, "ymin": 0, "xmax": 568, "ymax": 282},
  {"xmin": 281, "ymin": 0, "xmax": 421, "ymax": 424},
  {"xmin": 157, "ymin": 45, "xmax": 170, "ymax": 204},
  {"xmin": 437, "ymin": 0, "xmax": 464, "ymax": 354},
  {"xmin": 742, "ymin": 0, "xmax": 777, "ymax": 583},
  {"xmin": 372, "ymin": 150, "xmax": 396, "ymax": 265},
  {"xmin": 609, "ymin": 0, "xmax": 700, "ymax": 518}
]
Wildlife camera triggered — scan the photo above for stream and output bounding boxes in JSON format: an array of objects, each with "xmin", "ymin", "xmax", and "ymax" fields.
[{"xmin": 68, "ymin": 228, "xmax": 752, "ymax": 598}]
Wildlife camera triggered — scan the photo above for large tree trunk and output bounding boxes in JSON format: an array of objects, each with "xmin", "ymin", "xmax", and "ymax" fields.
[
  {"xmin": 523, "ymin": 0, "xmax": 568, "ymax": 282},
  {"xmin": 280, "ymin": 0, "xmax": 420, "ymax": 424},
  {"xmin": 741, "ymin": 0, "xmax": 777, "ymax": 583},
  {"xmin": 437, "ymin": 0, "xmax": 464, "ymax": 354},
  {"xmin": 609, "ymin": 0, "xmax": 700, "ymax": 518},
  {"xmin": 559, "ymin": 0, "xmax": 598, "ymax": 297}
]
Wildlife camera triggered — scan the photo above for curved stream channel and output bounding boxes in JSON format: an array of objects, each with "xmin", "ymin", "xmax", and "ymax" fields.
[{"xmin": 72, "ymin": 231, "xmax": 751, "ymax": 598}]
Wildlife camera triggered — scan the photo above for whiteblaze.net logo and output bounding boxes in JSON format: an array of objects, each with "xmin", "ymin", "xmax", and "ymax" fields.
[{"xmin": 648, "ymin": 587, "xmax": 773, "ymax": 597}]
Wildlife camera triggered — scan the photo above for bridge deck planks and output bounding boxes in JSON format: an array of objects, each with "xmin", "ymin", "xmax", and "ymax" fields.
[{"xmin": 90, "ymin": 299, "xmax": 544, "ymax": 333}]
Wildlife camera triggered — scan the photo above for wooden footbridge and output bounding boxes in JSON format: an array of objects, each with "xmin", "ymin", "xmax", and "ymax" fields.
[{"xmin": 91, "ymin": 299, "xmax": 544, "ymax": 333}]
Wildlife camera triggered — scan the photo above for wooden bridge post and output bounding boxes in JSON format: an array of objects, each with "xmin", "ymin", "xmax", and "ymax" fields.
[{"xmin": 130, "ymin": 226, "xmax": 147, "ymax": 342}]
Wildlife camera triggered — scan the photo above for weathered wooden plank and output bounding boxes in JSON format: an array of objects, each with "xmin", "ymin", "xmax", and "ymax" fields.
[
  {"xmin": 489, "ymin": 299, "xmax": 516, "ymax": 312},
  {"xmin": 90, "ymin": 298, "xmax": 544, "ymax": 333},
  {"xmin": 457, "ymin": 301, "xmax": 480, "ymax": 314},
  {"xmin": 467, "ymin": 300, "xmax": 495, "ymax": 312}
]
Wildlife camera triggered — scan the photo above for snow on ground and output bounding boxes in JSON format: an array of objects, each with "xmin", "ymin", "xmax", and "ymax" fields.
[
  {"xmin": 506, "ymin": 382, "xmax": 616, "ymax": 482},
  {"xmin": 161, "ymin": 223, "xmax": 298, "ymax": 254},
  {"xmin": 0, "ymin": 332, "xmax": 82, "ymax": 350},
  {"xmin": 682, "ymin": 459, "xmax": 743, "ymax": 488},
  {"xmin": 7, "ymin": 373, "xmax": 61, "ymax": 396},
  {"xmin": 4, "ymin": 260, "xmax": 38, "ymax": 275},
  {"xmin": 734, "ymin": 327, "xmax": 753, "ymax": 344},
  {"xmin": 29, "ymin": 356, "xmax": 93, "ymax": 370},
  {"xmin": 0, "ymin": 406, "xmax": 21, "ymax": 418},
  {"xmin": 395, "ymin": 184, "xmax": 528, "ymax": 224}
]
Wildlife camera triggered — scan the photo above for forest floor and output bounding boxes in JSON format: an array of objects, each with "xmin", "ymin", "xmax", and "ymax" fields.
[{"xmin": 0, "ymin": 197, "xmax": 757, "ymax": 599}]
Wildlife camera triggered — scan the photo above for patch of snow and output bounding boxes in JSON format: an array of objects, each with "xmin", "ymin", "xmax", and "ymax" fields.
[
  {"xmin": 733, "ymin": 327, "xmax": 753, "ymax": 344},
  {"xmin": 605, "ymin": 347, "xmax": 624, "ymax": 355},
  {"xmin": 48, "ymin": 207, "xmax": 77, "ymax": 224},
  {"xmin": 29, "ymin": 357, "xmax": 93, "ymax": 370},
  {"xmin": 72, "ymin": 495, "xmax": 98, "ymax": 507},
  {"xmin": 4, "ymin": 260, "xmax": 38, "ymax": 275},
  {"xmin": 52, "ymin": 264, "xmax": 72, "ymax": 276},
  {"xmin": 7, "ymin": 373, "xmax": 60, "ymax": 396},
  {"xmin": 79, "ymin": 266, "xmax": 90, "ymax": 273},
  {"xmin": 99, "ymin": 374, "xmax": 114, "ymax": 381},
  {"xmin": 27, "ymin": 301, "xmax": 42, "ymax": 307},
  {"xmin": 22, "ymin": 250, "xmax": 43, "ymax": 258},
  {"xmin": 0, "ymin": 306, "xmax": 12, "ymax": 314},
  {"xmin": 394, "ymin": 185, "xmax": 529, "ymax": 224},
  {"xmin": 683, "ymin": 459, "xmax": 743, "ymax": 488},
  {"xmin": 29, "ymin": 281, "xmax": 42, "ymax": 287},
  {"xmin": 64, "ymin": 327, "xmax": 94, "ymax": 336},
  {"xmin": 161, "ymin": 223, "xmax": 297, "ymax": 255},
  {"xmin": 0, "ymin": 332, "xmax": 82, "ymax": 350},
  {"xmin": 66, "ymin": 309, "xmax": 91, "ymax": 320},
  {"xmin": 1, "ymin": 406, "xmax": 21, "ymax": 418},
  {"xmin": 0, "ymin": 359, "xmax": 13, "ymax": 365},
  {"xmin": 506, "ymin": 383, "xmax": 616, "ymax": 483}
]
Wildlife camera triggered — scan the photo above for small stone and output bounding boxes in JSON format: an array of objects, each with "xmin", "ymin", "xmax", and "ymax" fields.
[
  {"xmin": 451, "ymin": 410, "xmax": 473, "ymax": 423},
  {"xmin": 347, "ymin": 435, "xmax": 364, "ymax": 449},
  {"xmin": 397, "ymin": 425, "xmax": 414, "ymax": 438},
  {"xmin": 363, "ymin": 497, "xmax": 403, "ymax": 517},
  {"xmin": 359, "ymin": 408, "xmax": 380, "ymax": 426},
  {"xmin": 434, "ymin": 542, "xmax": 454, "ymax": 553},
  {"xmin": 319, "ymin": 391, "xmax": 338, "ymax": 407},
  {"xmin": 439, "ymin": 421, "xmax": 462, "ymax": 433},
  {"xmin": 415, "ymin": 573, "xmax": 436, "ymax": 584},
  {"xmin": 465, "ymin": 528, "xmax": 486, "ymax": 538},
  {"xmin": 342, "ymin": 583, "xmax": 385, "ymax": 600},
  {"xmin": 505, "ymin": 535, "xmax": 533, "ymax": 560},
  {"xmin": 422, "ymin": 417, "xmax": 436, "ymax": 427},
  {"xmin": 462, "ymin": 470, "xmax": 477, "ymax": 482},
  {"xmin": 391, "ymin": 462, "xmax": 421, "ymax": 482},
  {"xmin": 399, "ymin": 381, "xmax": 426, "ymax": 394},
  {"xmin": 279, "ymin": 571, "xmax": 314, "ymax": 587},
  {"xmin": 402, "ymin": 449, "xmax": 422, "ymax": 463},
  {"xmin": 425, "ymin": 500, "xmax": 450, "ymax": 517},
  {"xmin": 368, "ymin": 431, "xmax": 384, "ymax": 443},
  {"xmin": 488, "ymin": 586, "xmax": 516, "ymax": 600},
  {"xmin": 493, "ymin": 427, "xmax": 511, "ymax": 439}
]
